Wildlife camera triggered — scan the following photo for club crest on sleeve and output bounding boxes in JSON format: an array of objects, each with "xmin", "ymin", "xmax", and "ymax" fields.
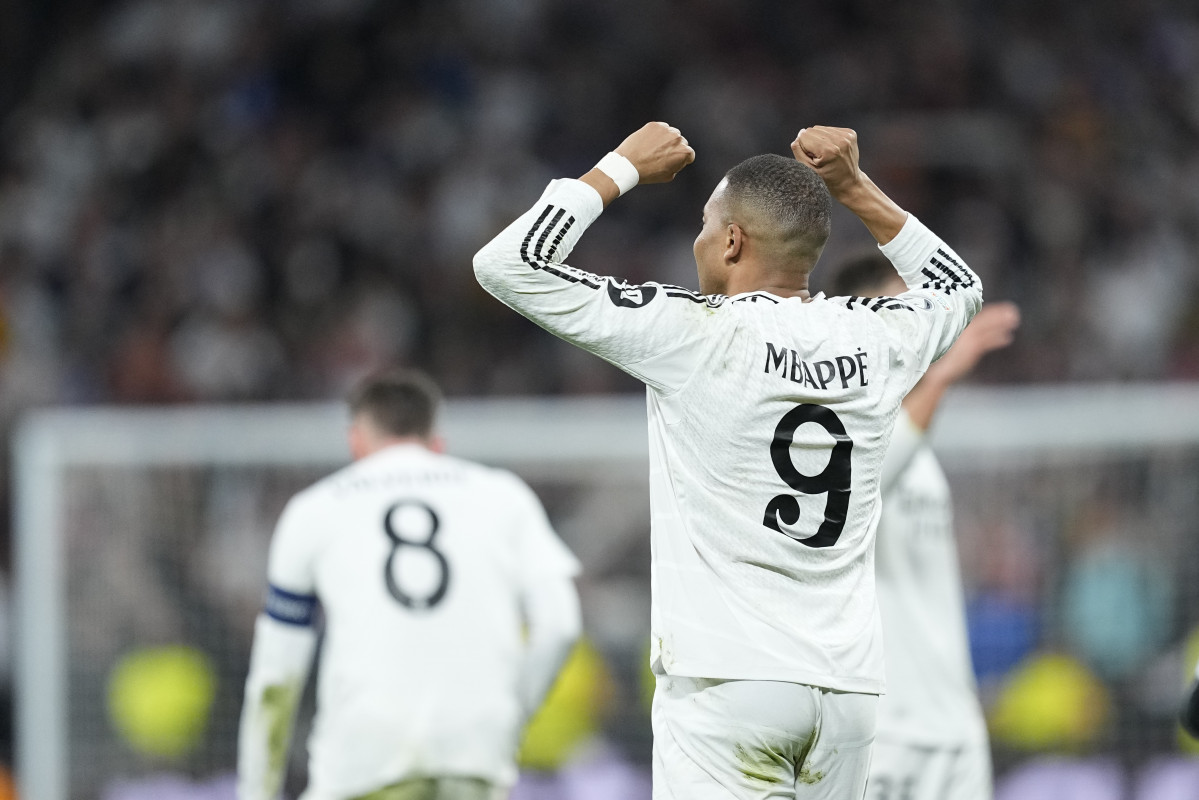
[{"xmin": 606, "ymin": 281, "xmax": 658, "ymax": 308}]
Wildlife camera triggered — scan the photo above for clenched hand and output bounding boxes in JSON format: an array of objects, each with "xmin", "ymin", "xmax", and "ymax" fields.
[
  {"xmin": 791, "ymin": 126, "xmax": 863, "ymax": 201},
  {"xmin": 615, "ymin": 122, "xmax": 696, "ymax": 185}
]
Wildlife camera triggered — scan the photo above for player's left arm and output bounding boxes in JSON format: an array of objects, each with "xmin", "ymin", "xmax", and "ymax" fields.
[
  {"xmin": 902, "ymin": 302, "xmax": 1020, "ymax": 428},
  {"xmin": 795, "ymin": 127, "xmax": 984, "ymax": 377},
  {"xmin": 878, "ymin": 304, "xmax": 1020, "ymax": 493},
  {"xmin": 237, "ymin": 497, "xmax": 322, "ymax": 800}
]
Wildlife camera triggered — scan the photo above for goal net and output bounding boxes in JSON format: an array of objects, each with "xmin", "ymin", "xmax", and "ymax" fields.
[{"xmin": 14, "ymin": 387, "xmax": 1199, "ymax": 799}]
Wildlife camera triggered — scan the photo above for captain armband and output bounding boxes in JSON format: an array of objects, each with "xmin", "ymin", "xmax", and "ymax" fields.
[{"xmin": 264, "ymin": 584, "xmax": 318, "ymax": 627}]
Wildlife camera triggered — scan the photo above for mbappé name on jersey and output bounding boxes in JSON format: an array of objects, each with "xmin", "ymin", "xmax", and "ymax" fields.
[{"xmin": 475, "ymin": 178, "xmax": 981, "ymax": 693}]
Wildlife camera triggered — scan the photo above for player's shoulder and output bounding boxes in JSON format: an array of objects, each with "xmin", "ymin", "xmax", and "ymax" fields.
[
  {"xmin": 719, "ymin": 291, "xmax": 827, "ymax": 329},
  {"xmin": 438, "ymin": 457, "xmax": 547, "ymax": 513},
  {"xmin": 733, "ymin": 292, "xmax": 899, "ymax": 334},
  {"xmin": 331, "ymin": 445, "xmax": 472, "ymax": 490},
  {"xmin": 280, "ymin": 465, "xmax": 345, "ymax": 515},
  {"xmin": 269, "ymin": 476, "xmax": 331, "ymax": 541},
  {"xmin": 420, "ymin": 449, "xmax": 508, "ymax": 484},
  {"xmin": 598, "ymin": 279, "xmax": 730, "ymax": 325},
  {"xmin": 285, "ymin": 446, "xmax": 541, "ymax": 514},
  {"xmin": 286, "ymin": 445, "xmax": 444, "ymax": 503},
  {"xmin": 812, "ymin": 293, "xmax": 937, "ymax": 350},
  {"xmin": 455, "ymin": 458, "xmax": 538, "ymax": 498},
  {"xmin": 821, "ymin": 292, "xmax": 927, "ymax": 315},
  {"xmin": 646, "ymin": 282, "xmax": 727, "ymax": 309},
  {"xmin": 723, "ymin": 291, "xmax": 915, "ymax": 317}
]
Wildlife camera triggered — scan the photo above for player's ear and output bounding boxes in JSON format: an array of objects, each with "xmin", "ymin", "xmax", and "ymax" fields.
[
  {"xmin": 426, "ymin": 434, "xmax": 447, "ymax": 454},
  {"xmin": 724, "ymin": 223, "xmax": 744, "ymax": 263}
]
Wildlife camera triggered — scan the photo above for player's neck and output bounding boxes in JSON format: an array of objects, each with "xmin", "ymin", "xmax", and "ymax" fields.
[
  {"xmin": 725, "ymin": 273, "xmax": 811, "ymax": 300},
  {"xmin": 722, "ymin": 260, "xmax": 812, "ymax": 300},
  {"xmin": 352, "ymin": 435, "xmax": 443, "ymax": 461}
]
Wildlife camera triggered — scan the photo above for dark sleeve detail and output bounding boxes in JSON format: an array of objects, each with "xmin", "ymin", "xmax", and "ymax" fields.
[
  {"xmin": 841, "ymin": 295, "xmax": 916, "ymax": 313},
  {"xmin": 935, "ymin": 248, "xmax": 977, "ymax": 287},
  {"xmin": 607, "ymin": 282, "xmax": 658, "ymax": 308},
  {"xmin": 519, "ymin": 204, "xmax": 601, "ymax": 289},
  {"xmin": 517, "ymin": 205, "xmax": 726, "ymax": 309},
  {"xmin": 534, "ymin": 207, "xmax": 567, "ymax": 259},
  {"xmin": 544, "ymin": 216, "xmax": 575, "ymax": 260},
  {"xmin": 919, "ymin": 249, "xmax": 976, "ymax": 294},
  {"xmin": 265, "ymin": 584, "xmax": 319, "ymax": 627},
  {"xmin": 663, "ymin": 284, "xmax": 726, "ymax": 306}
]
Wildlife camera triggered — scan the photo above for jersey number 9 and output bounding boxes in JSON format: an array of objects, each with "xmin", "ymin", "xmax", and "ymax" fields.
[{"xmin": 763, "ymin": 404, "xmax": 853, "ymax": 548}]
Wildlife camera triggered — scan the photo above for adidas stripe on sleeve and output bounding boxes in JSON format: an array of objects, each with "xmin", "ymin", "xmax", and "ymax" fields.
[
  {"xmin": 474, "ymin": 178, "xmax": 721, "ymax": 394},
  {"xmin": 834, "ymin": 215, "xmax": 983, "ymax": 386}
]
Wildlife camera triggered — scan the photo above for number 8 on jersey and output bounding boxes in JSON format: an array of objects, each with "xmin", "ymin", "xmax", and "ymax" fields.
[{"xmin": 382, "ymin": 500, "xmax": 451, "ymax": 610}]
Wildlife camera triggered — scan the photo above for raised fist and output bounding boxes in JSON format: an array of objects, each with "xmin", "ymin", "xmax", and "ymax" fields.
[
  {"xmin": 791, "ymin": 126, "xmax": 862, "ymax": 199},
  {"xmin": 615, "ymin": 122, "xmax": 695, "ymax": 185}
]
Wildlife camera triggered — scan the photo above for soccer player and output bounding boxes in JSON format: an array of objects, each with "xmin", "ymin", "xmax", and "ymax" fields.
[
  {"xmin": 237, "ymin": 369, "xmax": 582, "ymax": 800},
  {"xmin": 1184, "ymin": 666, "xmax": 1199, "ymax": 738},
  {"xmin": 474, "ymin": 122, "xmax": 982, "ymax": 799},
  {"xmin": 830, "ymin": 253, "xmax": 1019, "ymax": 800}
]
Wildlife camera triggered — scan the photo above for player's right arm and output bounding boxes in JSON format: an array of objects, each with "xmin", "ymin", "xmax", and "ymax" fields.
[
  {"xmin": 237, "ymin": 497, "xmax": 322, "ymax": 800},
  {"xmin": 502, "ymin": 474, "xmax": 583, "ymax": 721},
  {"xmin": 473, "ymin": 123, "xmax": 711, "ymax": 394},
  {"xmin": 880, "ymin": 303, "xmax": 1020, "ymax": 492},
  {"xmin": 794, "ymin": 127, "xmax": 984, "ymax": 381},
  {"xmin": 518, "ymin": 577, "xmax": 582, "ymax": 719}
]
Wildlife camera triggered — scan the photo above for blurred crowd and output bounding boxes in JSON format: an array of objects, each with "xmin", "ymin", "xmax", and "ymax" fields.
[
  {"xmin": 2, "ymin": 0, "xmax": 1199, "ymax": 421},
  {"xmin": 4, "ymin": 0, "xmax": 1199, "ymax": 796}
]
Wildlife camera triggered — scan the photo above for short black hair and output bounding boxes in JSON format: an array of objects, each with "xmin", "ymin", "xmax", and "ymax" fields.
[
  {"xmin": 827, "ymin": 250, "xmax": 899, "ymax": 297},
  {"xmin": 722, "ymin": 154, "xmax": 832, "ymax": 255},
  {"xmin": 347, "ymin": 369, "xmax": 441, "ymax": 438}
]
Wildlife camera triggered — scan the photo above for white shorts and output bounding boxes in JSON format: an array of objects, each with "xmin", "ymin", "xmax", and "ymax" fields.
[
  {"xmin": 651, "ymin": 674, "xmax": 878, "ymax": 800},
  {"xmin": 866, "ymin": 737, "xmax": 992, "ymax": 800}
]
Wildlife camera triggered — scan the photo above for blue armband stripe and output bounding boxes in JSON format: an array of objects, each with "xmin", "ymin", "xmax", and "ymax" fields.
[{"xmin": 265, "ymin": 584, "xmax": 318, "ymax": 627}]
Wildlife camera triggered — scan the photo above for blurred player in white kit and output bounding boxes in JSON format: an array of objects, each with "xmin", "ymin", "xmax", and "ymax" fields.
[
  {"xmin": 1184, "ymin": 666, "xmax": 1199, "ymax": 738},
  {"xmin": 237, "ymin": 369, "xmax": 582, "ymax": 800},
  {"xmin": 831, "ymin": 254, "xmax": 1018, "ymax": 800},
  {"xmin": 474, "ymin": 121, "xmax": 982, "ymax": 799}
]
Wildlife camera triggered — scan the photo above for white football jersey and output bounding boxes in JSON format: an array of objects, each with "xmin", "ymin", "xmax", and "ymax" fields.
[
  {"xmin": 475, "ymin": 178, "xmax": 981, "ymax": 693},
  {"xmin": 874, "ymin": 412, "xmax": 988, "ymax": 746},
  {"xmin": 266, "ymin": 444, "xmax": 579, "ymax": 799}
]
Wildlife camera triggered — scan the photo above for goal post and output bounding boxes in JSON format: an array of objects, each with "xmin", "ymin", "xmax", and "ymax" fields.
[
  {"xmin": 14, "ymin": 397, "xmax": 650, "ymax": 800},
  {"xmin": 13, "ymin": 386, "xmax": 1199, "ymax": 798}
]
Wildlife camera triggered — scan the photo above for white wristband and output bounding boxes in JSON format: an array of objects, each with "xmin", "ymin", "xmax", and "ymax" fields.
[{"xmin": 594, "ymin": 152, "xmax": 640, "ymax": 196}]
